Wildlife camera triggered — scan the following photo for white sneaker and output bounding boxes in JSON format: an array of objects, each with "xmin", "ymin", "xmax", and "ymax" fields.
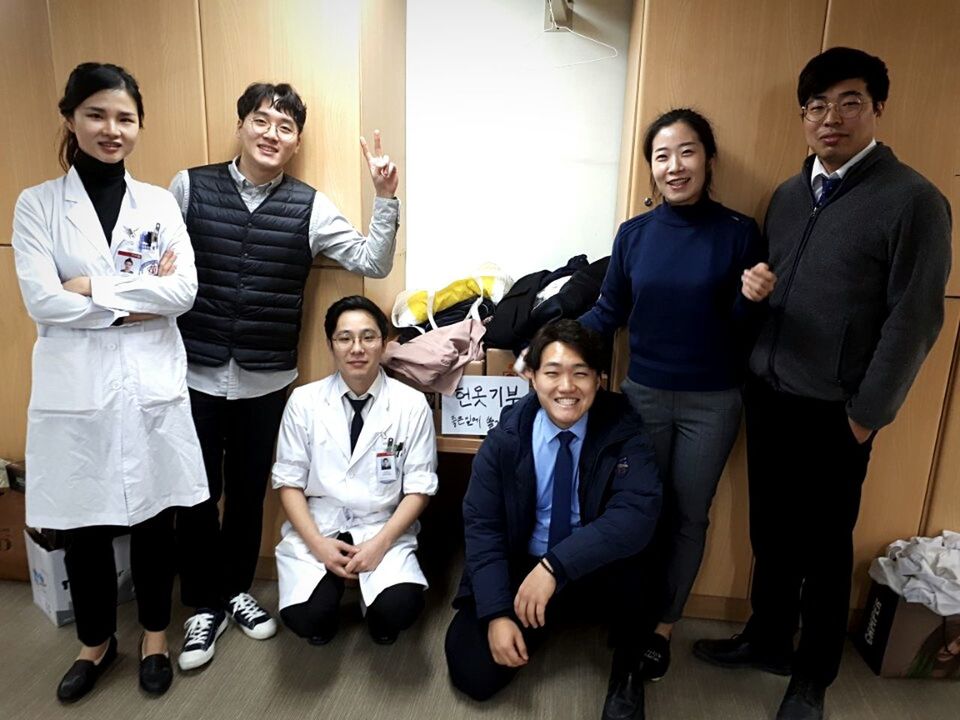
[
  {"xmin": 228, "ymin": 592, "xmax": 277, "ymax": 640},
  {"xmin": 178, "ymin": 609, "xmax": 228, "ymax": 671}
]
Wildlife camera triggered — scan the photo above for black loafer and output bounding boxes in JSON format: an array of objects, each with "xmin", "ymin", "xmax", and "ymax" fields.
[
  {"xmin": 308, "ymin": 633, "xmax": 335, "ymax": 646},
  {"xmin": 602, "ymin": 651, "xmax": 645, "ymax": 720},
  {"xmin": 139, "ymin": 636, "xmax": 173, "ymax": 696},
  {"xmin": 57, "ymin": 635, "xmax": 118, "ymax": 703},
  {"xmin": 638, "ymin": 633, "xmax": 670, "ymax": 682},
  {"xmin": 692, "ymin": 634, "xmax": 792, "ymax": 675},
  {"xmin": 776, "ymin": 676, "xmax": 825, "ymax": 720},
  {"xmin": 370, "ymin": 631, "xmax": 398, "ymax": 646}
]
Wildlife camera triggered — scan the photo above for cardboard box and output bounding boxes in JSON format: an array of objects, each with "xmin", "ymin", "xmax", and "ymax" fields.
[
  {"xmin": 485, "ymin": 349, "xmax": 518, "ymax": 377},
  {"xmin": 0, "ymin": 488, "xmax": 28, "ymax": 581},
  {"xmin": 854, "ymin": 580, "xmax": 960, "ymax": 679},
  {"xmin": 25, "ymin": 529, "xmax": 135, "ymax": 627}
]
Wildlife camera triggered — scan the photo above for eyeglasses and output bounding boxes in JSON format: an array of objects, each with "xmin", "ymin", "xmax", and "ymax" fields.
[
  {"xmin": 332, "ymin": 332, "xmax": 382, "ymax": 349},
  {"xmin": 248, "ymin": 116, "xmax": 298, "ymax": 141},
  {"xmin": 801, "ymin": 95, "xmax": 871, "ymax": 123}
]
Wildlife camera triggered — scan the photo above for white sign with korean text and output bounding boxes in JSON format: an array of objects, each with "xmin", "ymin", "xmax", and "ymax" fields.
[{"xmin": 441, "ymin": 376, "xmax": 531, "ymax": 436}]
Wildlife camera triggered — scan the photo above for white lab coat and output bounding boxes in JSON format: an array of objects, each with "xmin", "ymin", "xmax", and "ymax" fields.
[
  {"xmin": 272, "ymin": 371, "xmax": 438, "ymax": 609},
  {"xmin": 12, "ymin": 167, "xmax": 209, "ymax": 529}
]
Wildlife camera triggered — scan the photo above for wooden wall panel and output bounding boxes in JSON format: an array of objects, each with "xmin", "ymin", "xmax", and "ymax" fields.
[
  {"xmin": 0, "ymin": 248, "xmax": 35, "ymax": 461},
  {"xmin": 199, "ymin": 0, "xmax": 362, "ymax": 224},
  {"xmin": 47, "ymin": 0, "xmax": 208, "ymax": 187},
  {"xmin": 627, "ymin": 0, "xmax": 828, "ymax": 222},
  {"xmin": 823, "ymin": 0, "xmax": 960, "ymax": 297},
  {"xmin": 850, "ymin": 300, "xmax": 960, "ymax": 605},
  {"xmin": 360, "ymin": 0, "xmax": 407, "ymax": 317},
  {"xmin": 0, "ymin": 0, "xmax": 60, "ymax": 247},
  {"xmin": 924, "ymin": 321, "xmax": 960, "ymax": 535}
]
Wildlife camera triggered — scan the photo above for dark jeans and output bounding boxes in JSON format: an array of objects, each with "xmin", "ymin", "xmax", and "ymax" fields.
[
  {"xmin": 175, "ymin": 387, "xmax": 288, "ymax": 609},
  {"xmin": 742, "ymin": 375, "xmax": 874, "ymax": 686},
  {"xmin": 63, "ymin": 508, "xmax": 176, "ymax": 646},
  {"xmin": 445, "ymin": 555, "xmax": 647, "ymax": 701}
]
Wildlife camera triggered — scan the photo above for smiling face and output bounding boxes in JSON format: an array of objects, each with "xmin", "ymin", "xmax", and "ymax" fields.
[
  {"xmin": 650, "ymin": 121, "xmax": 712, "ymax": 206},
  {"xmin": 236, "ymin": 98, "xmax": 301, "ymax": 180},
  {"xmin": 802, "ymin": 78, "xmax": 881, "ymax": 174},
  {"xmin": 531, "ymin": 341, "xmax": 600, "ymax": 429},
  {"xmin": 65, "ymin": 89, "xmax": 141, "ymax": 164},
  {"xmin": 329, "ymin": 309, "xmax": 384, "ymax": 395}
]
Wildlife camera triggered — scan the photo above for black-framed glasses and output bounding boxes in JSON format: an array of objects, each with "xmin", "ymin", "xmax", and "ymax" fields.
[
  {"xmin": 332, "ymin": 332, "xmax": 382, "ymax": 348},
  {"xmin": 801, "ymin": 95, "xmax": 870, "ymax": 122}
]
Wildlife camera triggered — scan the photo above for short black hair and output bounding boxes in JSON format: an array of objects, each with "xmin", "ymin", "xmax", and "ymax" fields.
[
  {"xmin": 237, "ymin": 82, "xmax": 307, "ymax": 133},
  {"xmin": 324, "ymin": 295, "xmax": 389, "ymax": 341},
  {"xmin": 797, "ymin": 47, "xmax": 889, "ymax": 106},
  {"xmin": 642, "ymin": 108, "xmax": 718, "ymax": 200},
  {"xmin": 526, "ymin": 319, "xmax": 606, "ymax": 374}
]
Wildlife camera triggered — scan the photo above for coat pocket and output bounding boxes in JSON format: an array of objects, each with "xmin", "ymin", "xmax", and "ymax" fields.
[
  {"xmin": 130, "ymin": 327, "xmax": 188, "ymax": 409},
  {"xmin": 30, "ymin": 336, "xmax": 103, "ymax": 413}
]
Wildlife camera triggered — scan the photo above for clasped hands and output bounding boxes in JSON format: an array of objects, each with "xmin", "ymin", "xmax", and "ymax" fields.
[
  {"xmin": 488, "ymin": 560, "xmax": 557, "ymax": 668},
  {"xmin": 308, "ymin": 533, "xmax": 390, "ymax": 580}
]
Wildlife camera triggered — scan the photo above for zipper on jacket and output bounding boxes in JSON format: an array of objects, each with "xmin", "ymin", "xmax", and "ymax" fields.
[{"xmin": 765, "ymin": 204, "xmax": 822, "ymax": 389}]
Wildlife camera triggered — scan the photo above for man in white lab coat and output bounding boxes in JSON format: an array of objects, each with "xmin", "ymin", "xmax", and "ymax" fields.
[
  {"xmin": 272, "ymin": 295, "xmax": 437, "ymax": 645},
  {"xmin": 168, "ymin": 82, "xmax": 400, "ymax": 670}
]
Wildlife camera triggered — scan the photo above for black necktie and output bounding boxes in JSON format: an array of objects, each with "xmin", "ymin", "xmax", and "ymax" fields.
[
  {"xmin": 548, "ymin": 431, "xmax": 576, "ymax": 549},
  {"xmin": 817, "ymin": 175, "xmax": 841, "ymax": 207},
  {"xmin": 348, "ymin": 396, "xmax": 369, "ymax": 453}
]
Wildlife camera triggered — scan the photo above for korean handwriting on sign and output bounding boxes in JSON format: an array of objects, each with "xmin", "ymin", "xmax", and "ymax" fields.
[{"xmin": 455, "ymin": 384, "xmax": 522, "ymax": 410}]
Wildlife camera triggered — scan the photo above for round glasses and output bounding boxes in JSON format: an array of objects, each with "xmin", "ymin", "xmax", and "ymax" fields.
[
  {"xmin": 332, "ymin": 332, "xmax": 382, "ymax": 349},
  {"xmin": 248, "ymin": 116, "xmax": 298, "ymax": 141},
  {"xmin": 801, "ymin": 96, "xmax": 871, "ymax": 123}
]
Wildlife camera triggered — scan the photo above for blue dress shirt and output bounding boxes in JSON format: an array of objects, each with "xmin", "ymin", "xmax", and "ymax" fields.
[{"xmin": 528, "ymin": 409, "xmax": 588, "ymax": 556}]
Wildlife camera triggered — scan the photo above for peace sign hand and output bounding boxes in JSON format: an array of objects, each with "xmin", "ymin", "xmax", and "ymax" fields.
[{"xmin": 360, "ymin": 129, "xmax": 399, "ymax": 198}]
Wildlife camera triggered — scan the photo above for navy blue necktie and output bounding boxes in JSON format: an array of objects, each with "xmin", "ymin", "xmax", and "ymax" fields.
[
  {"xmin": 548, "ymin": 431, "xmax": 576, "ymax": 549},
  {"xmin": 348, "ymin": 396, "xmax": 369, "ymax": 453},
  {"xmin": 817, "ymin": 175, "xmax": 841, "ymax": 207}
]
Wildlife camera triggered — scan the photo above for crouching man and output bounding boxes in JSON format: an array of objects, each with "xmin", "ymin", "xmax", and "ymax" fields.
[
  {"xmin": 272, "ymin": 296, "xmax": 437, "ymax": 645},
  {"xmin": 445, "ymin": 320, "xmax": 662, "ymax": 720}
]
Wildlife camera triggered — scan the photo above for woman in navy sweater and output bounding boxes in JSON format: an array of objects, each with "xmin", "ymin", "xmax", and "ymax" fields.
[{"xmin": 580, "ymin": 108, "xmax": 776, "ymax": 680}]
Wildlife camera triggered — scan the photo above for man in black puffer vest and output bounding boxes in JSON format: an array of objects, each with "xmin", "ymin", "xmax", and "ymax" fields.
[{"xmin": 168, "ymin": 82, "xmax": 400, "ymax": 671}]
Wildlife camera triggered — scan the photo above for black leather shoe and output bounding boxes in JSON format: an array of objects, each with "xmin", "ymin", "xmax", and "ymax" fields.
[
  {"xmin": 638, "ymin": 633, "xmax": 670, "ymax": 682},
  {"xmin": 602, "ymin": 657, "xmax": 645, "ymax": 720},
  {"xmin": 307, "ymin": 633, "xmax": 335, "ymax": 646},
  {"xmin": 776, "ymin": 676, "xmax": 825, "ymax": 720},
  {"xmin": 692, "ymin": 634, "xmax": 792, "ymax": 675},
  {"xmin": 56, "ymin": 635, "xmax": 118, "ymax": 703},
  {"xmin": 370, "ymin": 630, "xmax": 398, "ymax": 646},
  {"xmin": 139, "ymin": 635, "xmax": 173, "ymax": 696}
]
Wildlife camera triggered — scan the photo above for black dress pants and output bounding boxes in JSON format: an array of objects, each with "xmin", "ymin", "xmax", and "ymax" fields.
[
  {"xmin": 742, "ymin": 375, "xmax": 873, "ymax": 686},
  {"xmin": 63, "ymin": 508, "xmax": 176, "ymax": 647},
  {"xmin": 280, "ymin": 576, "xmax": 425, "ymax": 641},
  {"xmin": 444, "ymin": 555, "xmax": 646, "ymax": 701},
  {"xmin": 175, "ymin": 387, "xmax": 288, "ymax": 609}
]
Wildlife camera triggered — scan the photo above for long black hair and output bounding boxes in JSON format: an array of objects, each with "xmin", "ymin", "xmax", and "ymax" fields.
[{"xmin": 57, "ymin": 62, "xmax": 144, "ymax": 170}]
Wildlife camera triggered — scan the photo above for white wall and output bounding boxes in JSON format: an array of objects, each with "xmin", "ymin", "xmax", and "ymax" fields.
[{"xmin": 405, "ymin": 0, "xmax": 633, "ymax": 289}]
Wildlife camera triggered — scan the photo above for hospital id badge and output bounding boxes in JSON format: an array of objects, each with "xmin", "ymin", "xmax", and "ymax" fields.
[{"xmin": 376, "ymin": 452, "xmax": 397, "ymax": 484}]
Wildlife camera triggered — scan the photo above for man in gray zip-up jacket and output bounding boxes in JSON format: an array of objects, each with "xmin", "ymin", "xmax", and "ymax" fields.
[{"xmin": 693, "ymin": 47, "xmax": 952, "ymax": 720}]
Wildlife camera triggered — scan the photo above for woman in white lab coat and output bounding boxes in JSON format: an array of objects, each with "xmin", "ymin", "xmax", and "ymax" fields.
[
  {"xmin": 12, "ymin": 62, "xmax": 208, "ymax": 701},
  {"xmin": 273, "ymin": 296, "xmax": 438, "ymax": 646}
]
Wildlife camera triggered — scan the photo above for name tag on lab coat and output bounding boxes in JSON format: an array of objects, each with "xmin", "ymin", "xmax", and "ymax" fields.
[{"xmin": 376, "ymin": 452, "xmax": 397, "ymax": 483}]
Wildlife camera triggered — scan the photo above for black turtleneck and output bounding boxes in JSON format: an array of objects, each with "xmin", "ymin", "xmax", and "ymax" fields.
[{"xmin": 73, "ymin": 151, "xmax": 126, "ymax": 246}]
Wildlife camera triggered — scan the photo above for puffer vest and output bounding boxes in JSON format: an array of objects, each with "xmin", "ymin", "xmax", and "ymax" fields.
[{"xmin": 178, "ymin": 162, "xmax": 315, "ymax": 370}]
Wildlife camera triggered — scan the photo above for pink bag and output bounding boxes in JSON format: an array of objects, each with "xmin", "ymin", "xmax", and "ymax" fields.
[{"xmin": 382, "ymin": 298, "xmax": 486, "ymax": 395}]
